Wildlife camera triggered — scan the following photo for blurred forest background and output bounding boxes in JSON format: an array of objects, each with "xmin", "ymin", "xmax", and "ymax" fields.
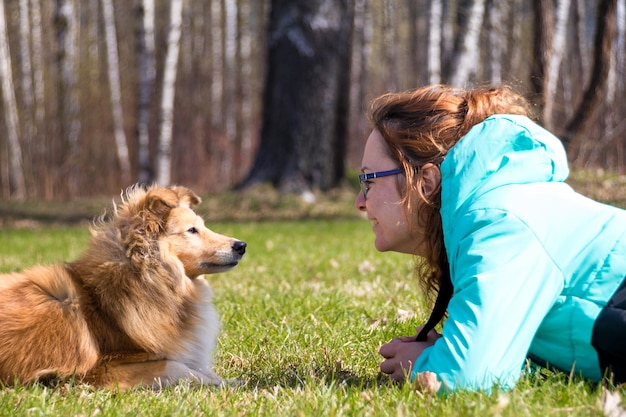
[{"xmin": 0, "ymin": 0, "xmax": 624, "ymax": 200}]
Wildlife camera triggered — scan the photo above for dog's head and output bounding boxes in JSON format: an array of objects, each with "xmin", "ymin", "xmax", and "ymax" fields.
[{"xmin": 117, "ymin": 185, "xmax": 246, "ymax": 278}]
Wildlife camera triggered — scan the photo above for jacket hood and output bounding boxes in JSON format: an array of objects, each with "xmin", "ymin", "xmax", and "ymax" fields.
[{"xmin": 440, "ymin": 114, "xmax": 569, "ymax": 220}]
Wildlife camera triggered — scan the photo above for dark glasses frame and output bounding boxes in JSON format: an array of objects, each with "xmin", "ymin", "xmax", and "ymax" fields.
[{"xmin": 358, "ymin": 168, "xmax": 404, "ymax": 198}]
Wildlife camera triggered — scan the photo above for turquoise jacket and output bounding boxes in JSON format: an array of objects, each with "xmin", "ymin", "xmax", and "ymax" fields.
[{"xmin": 411, "ymin": 114, "xmax": 626, "ymax": 391}]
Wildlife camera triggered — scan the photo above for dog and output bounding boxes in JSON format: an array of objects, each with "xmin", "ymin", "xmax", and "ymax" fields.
[{"xmin": 0, "ymin": 185, "xmax": 246, "ymax": 389}]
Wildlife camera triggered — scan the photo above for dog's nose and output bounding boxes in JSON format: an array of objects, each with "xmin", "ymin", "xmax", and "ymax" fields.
[{"xmin": 232, "ymin": 240, "xmax": 247, "ymax": 256}]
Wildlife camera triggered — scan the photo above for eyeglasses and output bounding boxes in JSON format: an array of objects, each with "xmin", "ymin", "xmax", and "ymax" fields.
[{"xmin": 358, "ymin": 168, "xmax": 404, "ymax": 199}]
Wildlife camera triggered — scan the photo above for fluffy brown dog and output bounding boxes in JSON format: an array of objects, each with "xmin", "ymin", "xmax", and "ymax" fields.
[{"xmin": 0, "ymin": 185, "xmax": 246, "ymax": 389}]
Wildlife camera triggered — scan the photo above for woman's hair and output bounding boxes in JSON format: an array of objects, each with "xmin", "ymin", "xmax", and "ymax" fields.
[{"xmin": 367, "ymin": 84, "xmax": 534, "ymax": 304}]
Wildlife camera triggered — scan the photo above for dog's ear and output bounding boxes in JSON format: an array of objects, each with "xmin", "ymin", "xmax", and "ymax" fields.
[
  {"xmin": 118, "ymin": 187, "xmax": 180, "ymax": 264},
  {"xmin": 170, "ymin": 186, "xmax": 201, "ymax": 208},
  {"xmin": 143, "ymin": 188, "xmax": 179, "ymax": 229}
]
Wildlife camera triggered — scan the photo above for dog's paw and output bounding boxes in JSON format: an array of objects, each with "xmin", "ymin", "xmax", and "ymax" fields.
[{"xmin": 222, "ymin": 377, "xmax": 245, "ymax": 387}]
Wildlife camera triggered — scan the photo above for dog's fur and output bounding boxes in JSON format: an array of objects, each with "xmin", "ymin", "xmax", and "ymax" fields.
[{"xmin": 0, "ymin": 185, "xmax": 246, "ymax": 389}]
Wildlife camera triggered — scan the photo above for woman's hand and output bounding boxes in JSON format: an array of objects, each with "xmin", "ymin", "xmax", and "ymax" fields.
[{"xmin": 378, "ymin": 327, "xmax": 441, "ymax": 383}]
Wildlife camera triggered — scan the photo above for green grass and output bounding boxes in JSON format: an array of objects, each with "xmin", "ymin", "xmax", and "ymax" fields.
[
  {"xmin": 0, "ymin": 219, "xmax": 624, "ymax": 416},
  {"xmin": 2, "ymin": 169, "xmax": 626, "ymax": 416}
]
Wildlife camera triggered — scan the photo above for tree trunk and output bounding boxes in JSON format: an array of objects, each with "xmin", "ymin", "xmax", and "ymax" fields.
[
  {"xmin": 0, "ymin": 0, "xmax": 26, "ymax": 199},
  {"xmin": 563, "ymin": 0, "xmax": 617, "ymax": 144},
  {"xmin": 530, "ymin": 0, "xmax": 554, "ymax": 115},
  {"xmin": 486, "ymin": 0, "xmax": 504, "ymax": 84},
  {"xmin": 543, "ymin": 0, "xmax": 571, "ymax": 128},
  {"xmin": 428, "ymin": 0, "xmax": 443, "ymax": 85},
  {"xmin": 19, "ymin": 0, "xmax": 34, "ymax": 123},
  {"xmin": 239, "ymin": 0, "xmax": 354, "ymax": 196},
  {"xmin": 136, "ymin": 0, "xmax": 156, "ymax": 185},
  {"xmin": 18, "ymin": 0, "xmax": 34, "ymax": 189},
  {"xmin": 449, "ymin": 0, "xmax": 486, "ymax": 87},
  {"xmin": 102, "ymin": 0, "xmax": 131, "ymax": 185},
  {"xmin": 30, "ymin": 0, "xmax": 49, "ymax": 197},
  {"xmin": 221, "ymin": 0, "xmax": 238, "ymax": 182},
  {"xmin": 613, "ymin": 0, "xmax": 625, "ymax": 169},
  {"xmin": 210, "ymin": 0, "xmax": 223, "ymax": 132},
  {"xmin": 584, "ymin": 0, "xmax": 624, "ymax": 169},
  {"xmin": 349, "ymin": 0, "xmax": 370, "ymax": 144},
  {"xmin": 56, "ymin": 0, "xmax": 81, "ymax": 196},
  {"xmin": 156, "ymin": 0, "xmax": 184, "ymax": 186},
  {"xmin": 382, "ymin": 0, "xmax": 398, "ymax": 91},
  {"xmin": 30, "ymin": 0, "xmax": 44, "ymax": 132}
]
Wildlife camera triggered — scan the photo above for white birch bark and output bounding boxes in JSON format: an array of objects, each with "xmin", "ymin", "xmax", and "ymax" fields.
[
  {"xmin": 383, "ymin": 0, "xmax": 398, "ymax": 90},
  {"xmin": 18, "ymin": 0, "xmax": 34, "ymax": 180},
  {"xmin": 350, "ymin": 0, "xmax": 370, "ymax": 135},
  {"xmin": 19, "ymin": 0, "xmax": 33, "ymax": 114},
  {"xmin": 449, "ymin": 0, "xmax": 486, "ymax": 87},
  {"xmin": 210, "ymin": 0, "xmax": 222, "ymax": 129},
  {"xmin": 487, "ymin": 1, "xmax": 503, "ymax": 84},
  {"xmin": 509, "ymin": 1, "xmax": 523, "ymax": 76},
  {"xmin": 238, "ymin": 0, "xmax": 254, "ymax": 167},
  {"xmin": 360, "ymin": 0, "xmax": 372, "ymax": 105},
  {"xmin": 137, "ymin": 0, "xmax": 156, "ymax": 184},
  {"xmin": 101, "ymin": 0, "xmax": 130, "ymax": 184},
  {"xmin": 57, "ymin": 0, "xmax": 81, "ymax": 155},
  {"xmin": 0, "ymin": 0, "xmax": 26, "ymax": 199},
  {"xmin": 30, "ymin": 0, "xmax": 44, "ymax": 130},
  {"xmin": 543, "ymin": 0, "xmax": 572, "ymax": 127},
  {"xmin": 612, "ymin": 0, "xmax": 625, "ymax": 94},
  {"xmin": 156, "ymin": 0, "xmax": 184, "ymax": 186},
  {"xmin": 428, "ymin": 0, "xmax": 442, "ymax": 85},
  {"xmin": 221, "ymin": 0, "xmax": 237, "ymax": 180},
  {"xmin": 441, "ymin": 1, "xmax": 454, "ymax": 64},
  {"xmin": 87, "ymin": 0, "xmax": 99, "ymax": 84}
]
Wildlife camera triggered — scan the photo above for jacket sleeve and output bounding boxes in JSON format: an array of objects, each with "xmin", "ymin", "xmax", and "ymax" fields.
[{"xmin": 411, "ymin": 208, "xmax": 564, "ymax": 392}]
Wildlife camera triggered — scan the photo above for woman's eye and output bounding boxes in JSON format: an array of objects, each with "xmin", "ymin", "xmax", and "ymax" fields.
[{"xmin": 187, "ymin": 227, "xmax": 198, "ymax": 234}]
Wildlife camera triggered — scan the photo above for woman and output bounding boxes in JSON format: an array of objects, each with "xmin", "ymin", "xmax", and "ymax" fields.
[{"xmin": 355, "ymin": 84, "xmax": 626, "ymax": 393}]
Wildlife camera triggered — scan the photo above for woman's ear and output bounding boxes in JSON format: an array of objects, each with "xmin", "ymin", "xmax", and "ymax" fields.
[{"xmin": 421, "ymin": 163, "xmax": 441, "ymax": 198}]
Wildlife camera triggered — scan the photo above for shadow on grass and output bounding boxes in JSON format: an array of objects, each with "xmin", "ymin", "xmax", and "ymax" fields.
[{"xmin": 240, "ymin": 361, "xmax": 393, "ymax": 391}]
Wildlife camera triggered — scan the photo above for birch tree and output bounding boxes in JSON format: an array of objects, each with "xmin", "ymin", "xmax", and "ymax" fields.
[
  {"xmin": 210, "ymin": 0, "xmax": 223, "ymax": 131},
  {"xmin": 136, "ymin": 0, "xmax": 156, "ymax": 184},
  {"xmin": 102, "ymin": 0, "xmax": 131, "ymax": 185},
  {"xmin": 156, "ymin": 0, "xmax": 184, "ymax": 186},
  {"xmin": 543, "ymin": 0, "xmax": 571, "ymax": 128},
  {"xmin": 236, "ymin": 0, "xmax": 259, "ymax": 176},
  {"xmin": 350, "ymin": 0, "xmax": 371, "ymax": 141},
  {"xmin": 563, "ymin": 0, "xmax": 618, "ymax": 144},
  {"xmin": 585, "ymin": 0, "xmax": 625, "ymax": 167},
  {"xmin": 449, "ymin": 0, "xmax": 486, "ymax": 87},
  {"xmin": 486, "ymin": 0, "xmax": 504, "ymax": 84},
  {"xmin": 221, "ymin": 0, "xmax": 238, "ymax": 181},
  {"xmin": 382, "ymin": 0, "xmax": 398, "ymax": 91},
  {"xmin": 428, "ymin": 0, "xmax": 443, "ymax": 84},
  {"xmin": 19, "ymin": 0, "xmax": 34, "ymax": 143},
  {"xmin": 0, "ymin": 0, "xmax": 26, "ymax": 199},
  {"xmin": 30, "ymin": 0, "xmax": 44, "ymax": 133},
  {"xmin": 56, "ymin": 0, "xmax": 81, "ymax": 194},
  {"xmin": 56, "ymin": 0, "xmax": 80, "ymax": 151}
]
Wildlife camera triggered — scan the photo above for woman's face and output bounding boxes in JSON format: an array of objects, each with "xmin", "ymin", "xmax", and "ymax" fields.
[{"xmin": 355, "ymin": 129, "xmax": 423, "ymax": 255}]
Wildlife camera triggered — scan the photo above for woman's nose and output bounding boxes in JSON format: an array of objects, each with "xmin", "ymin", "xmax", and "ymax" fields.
[{"xmin": 354, "ymin": 191, "xmax": 366, "ymax": 211}]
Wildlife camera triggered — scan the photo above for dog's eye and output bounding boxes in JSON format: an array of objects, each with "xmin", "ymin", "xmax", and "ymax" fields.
[{"xmin": 187, "ymin": 227, "xmax": 198, "ymax": 234}]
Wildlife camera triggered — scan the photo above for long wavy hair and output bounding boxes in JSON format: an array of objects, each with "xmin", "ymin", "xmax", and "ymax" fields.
[{"xmin": 368, "ymin": 84, "xmax": 534, "ymax": 305}]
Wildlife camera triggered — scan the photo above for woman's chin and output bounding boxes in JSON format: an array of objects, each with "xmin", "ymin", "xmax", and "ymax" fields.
[{"xmin": 374, "ymin": 238, "xmax": 391, "ymax": 252}]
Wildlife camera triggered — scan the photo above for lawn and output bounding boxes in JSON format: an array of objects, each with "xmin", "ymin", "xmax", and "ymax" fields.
[{"xmin": 1, "ymin": 174, "xmax": 625, "ymax": 416}]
